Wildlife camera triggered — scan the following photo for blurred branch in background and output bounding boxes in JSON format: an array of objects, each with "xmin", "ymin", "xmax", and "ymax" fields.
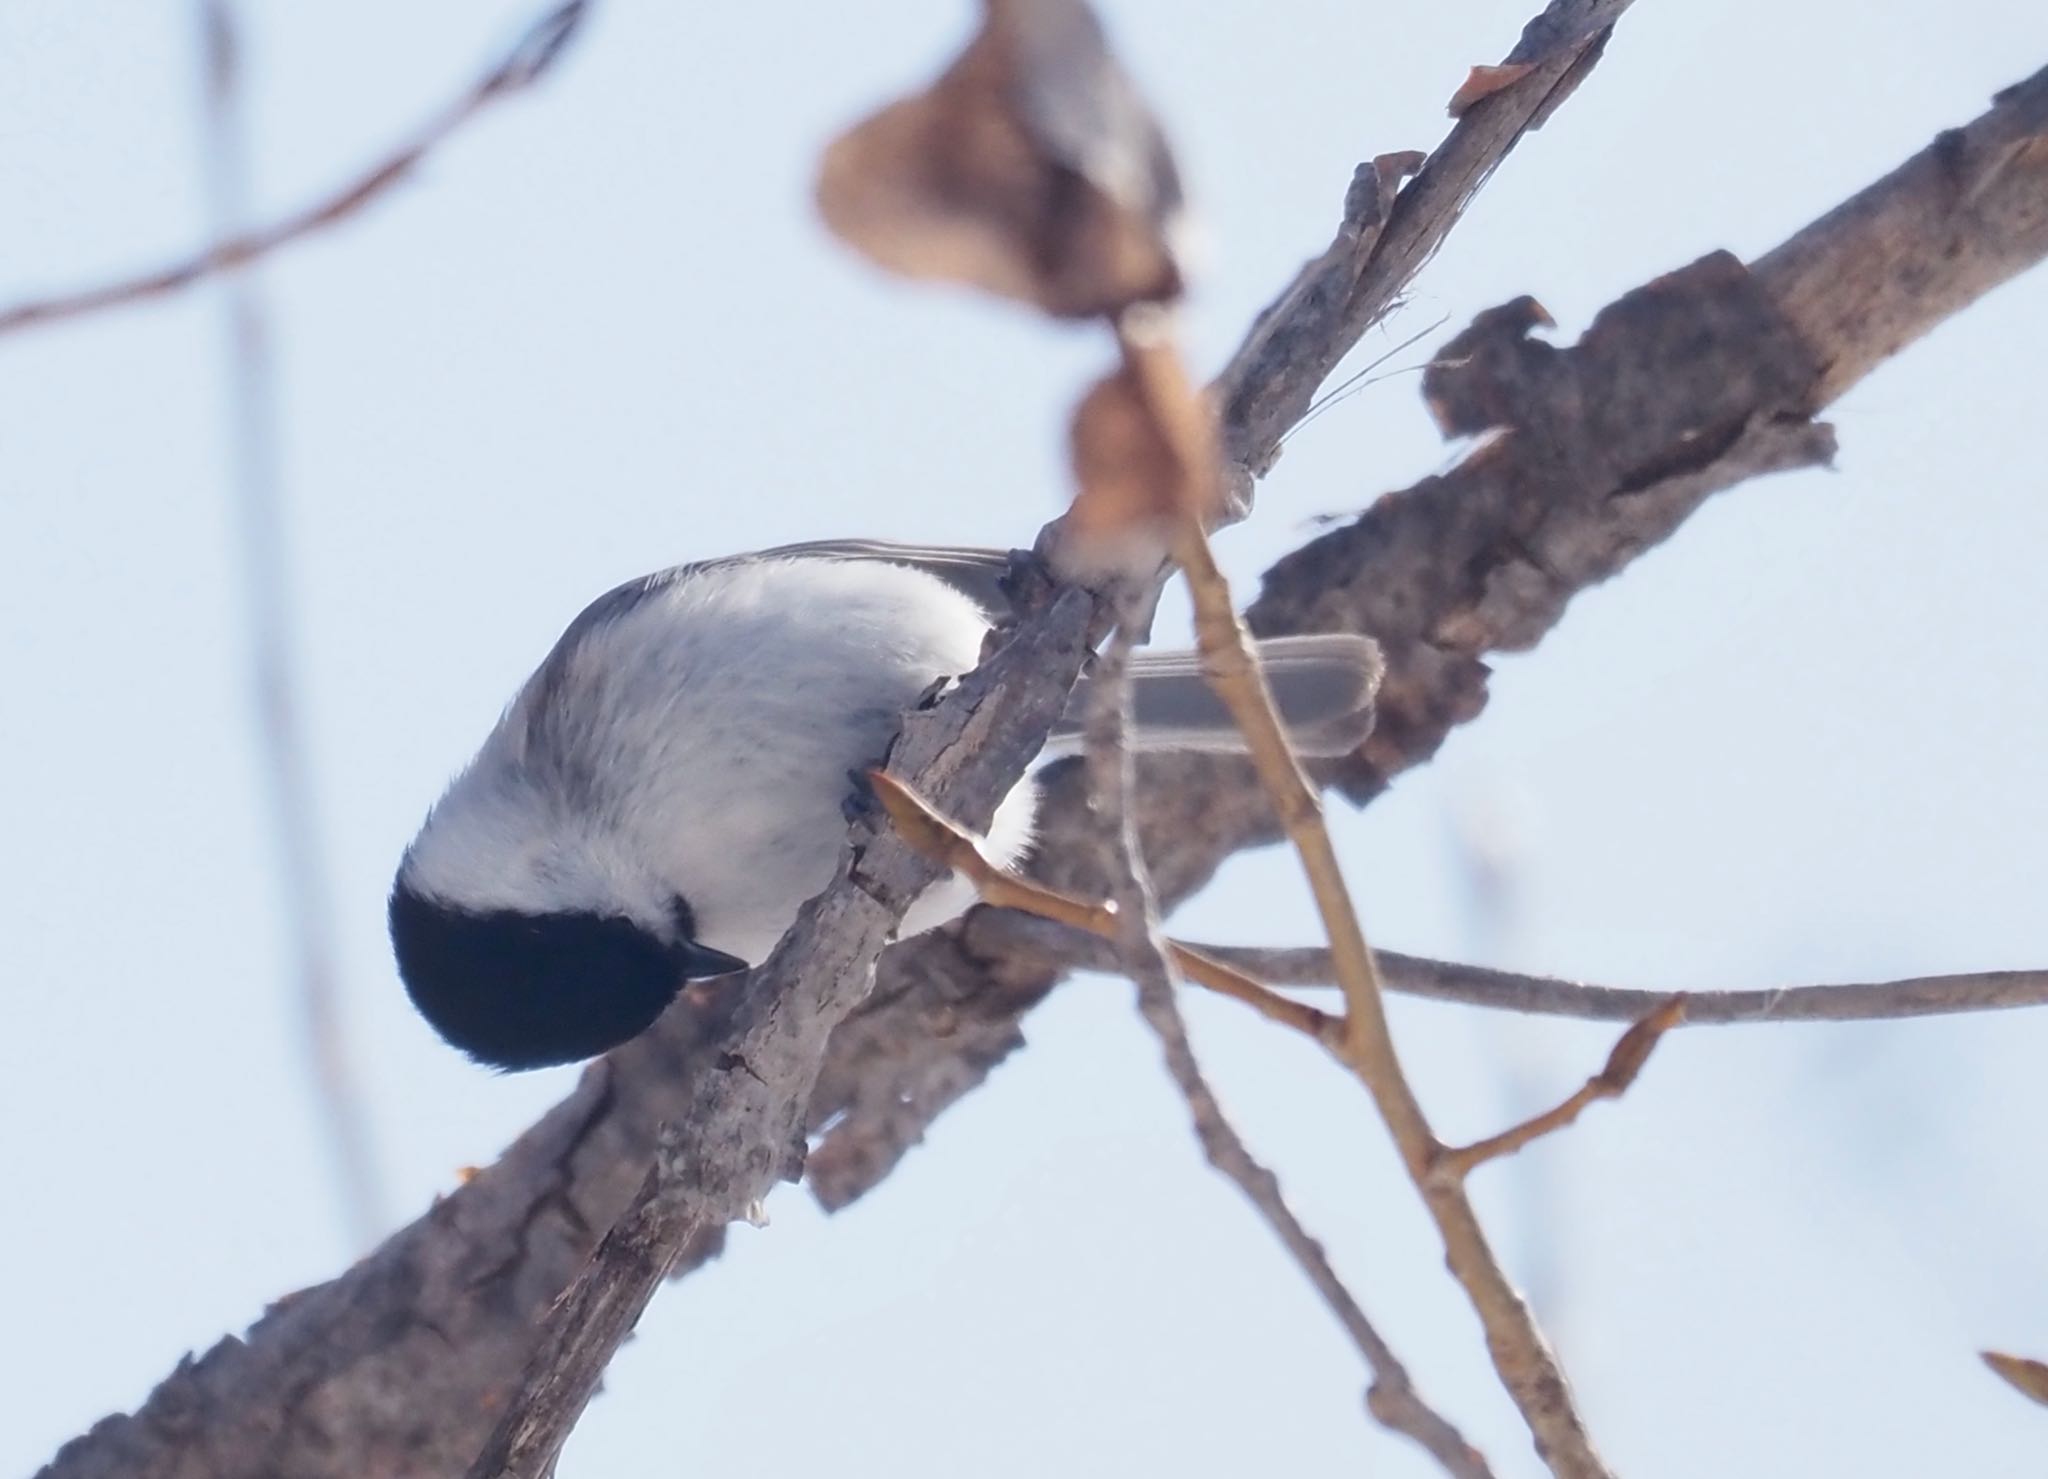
[
  {"xmin": 0, "ymin": 1, "xmax": 590, "ymax": 340},
  {"xmin": 192, "ymin": 0, "xmax": 384, "ymax": 1248},
  {"xmin": 33, "ymin": 11, "xmax": 2048, "ymax": 1479}
]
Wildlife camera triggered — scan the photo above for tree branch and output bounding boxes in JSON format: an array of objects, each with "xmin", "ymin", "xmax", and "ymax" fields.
[
  {"xmin": 0, "ymin": 0, "xmax": 590, "ymax": 339},
  {"xmin": 866, "ymin": 770, "xmax": 1338, "ymax": 1044},
  {"xmin": 1077, "ymin": 610, "xmax": 1494, "ymax": 1479},
  {"xmin": 818, "ymin": 59, "xmax": 2048, "ymax": 1215},
  {"xmin": 1427, "ymin": 997, "xmax": 1685, "ymax": 1183},
  {"xmin": 38, "ymin": 49, "xmax": 2048, "ymax": 1479},
  {"xmin": 458, "ymin": 586, "xmax": 1099, "ymax": 1479},
  {"xmin": 970, "ymin": 914, "xmax": 2048, "ymax": 1026},
  {"xmin": 1139, "ymin": 310, "xmax": 1610, "ymax": 1473},
  {"xmin": 1213, "ymin": 0, "xmax": 1634, "ymax": 495}
]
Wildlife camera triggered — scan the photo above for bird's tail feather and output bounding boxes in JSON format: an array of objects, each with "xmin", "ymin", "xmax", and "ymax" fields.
[{"xmin": 1054, "ymin": 633, "xmax": 1382, "ymax": 758}]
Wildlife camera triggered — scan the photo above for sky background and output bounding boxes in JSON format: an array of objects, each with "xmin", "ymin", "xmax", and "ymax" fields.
[{"xmin": 6, "ymin": 2, "xmax": 2048, "ymax": 1476}]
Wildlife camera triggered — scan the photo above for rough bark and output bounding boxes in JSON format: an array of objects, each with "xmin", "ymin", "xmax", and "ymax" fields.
[{"xmin": 40, "ymin": 55, "xmax": 2048, "ymax": 1479}]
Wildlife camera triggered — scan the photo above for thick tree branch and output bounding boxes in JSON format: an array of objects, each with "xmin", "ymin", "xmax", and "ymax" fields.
[
  {"xmin": 457, "ymin": 586, "xmax": 1096, "ymax": 1479},
  {"xmin": 0, "ymin": 1, "xmax": 589, "ymax": 339},
  {"xmin": 815, "ymin": 60, "xmax": 2048, "ymax": 1212},
  {"xmin": 39, "ymin": 53, "xmax": 2048, "ymax": 1479},
  {"xmin": 1756, "ymin": 70, "xmax": 2048, "ymax": 409}
]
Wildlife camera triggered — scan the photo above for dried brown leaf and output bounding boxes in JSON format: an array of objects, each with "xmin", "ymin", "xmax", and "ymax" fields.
[
  {"xmin": 1983, "ymin": 1350, "xmax": 2048, "ymax": 1408},
  {"xmin": 1448, "ymin": 62, "xmax": 1537, "ymax": 117},
  {"xmin": 1063, "ymin": 359, "xmax": 1181, "ymax": 574},
  {"xmin": 815, "ymin": 0, "xmax": 1186, "ymax": 318}
]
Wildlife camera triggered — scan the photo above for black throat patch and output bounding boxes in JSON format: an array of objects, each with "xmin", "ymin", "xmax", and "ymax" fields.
[{"xmin": 389, "ymin": 880, "xmax": 684, "ymax": 1071}]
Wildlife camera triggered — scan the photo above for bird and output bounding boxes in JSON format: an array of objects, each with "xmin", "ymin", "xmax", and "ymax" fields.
[{"xmin": 390, "ymin": 540, "xmax": 1378, "ymax": 1071}]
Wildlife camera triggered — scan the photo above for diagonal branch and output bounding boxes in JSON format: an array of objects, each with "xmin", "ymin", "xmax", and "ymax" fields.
[
  {"xmin": 813, "ymin": 55, "xmax": 2048, "ymax": 1214},
  {"xmin": 0, "ymin": 0, "xmax": 590, "ymax": 339},
  {"xmin": 1213, "ymin": 0, "xmax": 1635, "ymax": 494},
  {"xmin": 459, "ymin": 587, "xmax": 1100, "ymax": 1479},
  {"xmin": 1133, "ymin": 317, "xmax": 1609, "ymax": 1473},
  {"xmin": 1078, "ymin": 611, "xmax": 1494, "ymax": 1479},
  {"xmin": 864, "ymin": 771, "xmax": 1337, "ymax": 1042},
  {"xmin": 1428, "ymin": 996, "xmax": 1685, "ymax": 1183},
  {"xmin": 38, "ymin": 52, "xmax": 2048, "ymax": 1479},
  {"xmin": 192, "ymin": 0, "xmax": 387, "ymax": 1251}
]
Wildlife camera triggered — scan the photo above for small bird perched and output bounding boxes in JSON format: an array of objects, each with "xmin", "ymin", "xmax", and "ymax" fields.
[{"xmin": 390, "ymin": 541, "xmax": 1378, "ymax": 1071}]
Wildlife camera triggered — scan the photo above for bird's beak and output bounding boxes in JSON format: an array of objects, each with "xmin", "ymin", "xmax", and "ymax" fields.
[{"xmin": 676, "ymin": 939, "xmax": 750, "ymax": 979}]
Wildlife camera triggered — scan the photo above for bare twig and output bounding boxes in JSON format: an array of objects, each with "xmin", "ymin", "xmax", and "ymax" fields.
[
  {"xmin": 1081, "ymin": 599, "xmax": 1492, "ymax": 1476},
  {"xmin": 41, "ymin": 52, "xmax": 2048, "ymax": 1479},
  {"xmin": 1982, "ymin": 1351, "xmax": 2048, "ymax": 1409},
  {"xmin": 1117, "ymin": 318, "xmax": 1612, "ymax": 1479},
  {"xmin": 1213, "ymin": 0, "xmax": 1635, "ymax": 493},
  {"xmin": 193, "ymin": 0, "xmax": 385, "ymax": 1247},
  {"xmin": 819, "ymin": 60, "xmax": 2048, "ymax": 1220},
  {"xmin": 867, "ymin": 771, "xmax": 1334, "ymax": 1043},
  {"xmin": 1430, "ymin": 997, "xmax": 1685, "ymax": 1184},
  {"xmin": 0, "ymin": 0, "xmax": 591, "ymax": 339},
  {"xmin": 971, "ymin": 916, "xmax": 2048, "ymax": 1026},
  {"xmin": 1240, "ymin": 951, "xmax": 2048, "ymax": 1026}
]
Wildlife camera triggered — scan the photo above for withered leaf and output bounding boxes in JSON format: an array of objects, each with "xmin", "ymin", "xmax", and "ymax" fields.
[
  {"xmin": 1063, "ymin": 359, "xmax": 1181, "ymax": 578},
  {"xmin": 1058, "ymin": 318, "xmax": 1228, "ymax": 582},
  {"xmin": 1447, "ymin": 62, "xmax": 1536, "ymax": 117},
  {"xmin": 1982, "ymin": 1351, "xmax": 2048, "ymax": 1409},
  {"xmin": 816, "ymin": 0, "xmax": 1187, "ymax": 319}
]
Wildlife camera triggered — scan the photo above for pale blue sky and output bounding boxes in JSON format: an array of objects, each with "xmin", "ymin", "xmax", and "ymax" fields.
[{"xmin": 5, "ymin": 3, "xmax": 2048, "ymax": 1476}]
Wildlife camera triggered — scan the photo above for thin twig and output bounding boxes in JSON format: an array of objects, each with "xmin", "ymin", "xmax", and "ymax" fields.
[
  {"xmin": 1117, "ymin": 317, "xmax": 1612, "ymax": 1479},
  {"xmin": 1239, "ymin": 950, "xmax": 2048, "ymax": 1026},
  {"xmin": 35, "ymin": 42, "xmax": 2048, "ymax": 1479},
  {"xmin": 968, "ymin": 915, "xmax": 2048, "ymax": 1026},
  {"xmin": 876, "ymin": 769, "xmax": 1476, "ymax": 1459},
  {"xmin": 866, "ymin": 773, "xmax": 1335, "ymax": 1043},
  {"xmin": 1430, "ymin": 997, "xmax": 1685, "ymax": 1184},
  {"xmin": 1079, "ymin": 601, "xmax": 1493, "ymax": 1479},
  {"xmin": 0, "ymin": 0, "xmax": 591, "ymax": 339},
  {"xmin": 194, "ymin": 0, "xmax": 385, "ymax": 1247}
]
